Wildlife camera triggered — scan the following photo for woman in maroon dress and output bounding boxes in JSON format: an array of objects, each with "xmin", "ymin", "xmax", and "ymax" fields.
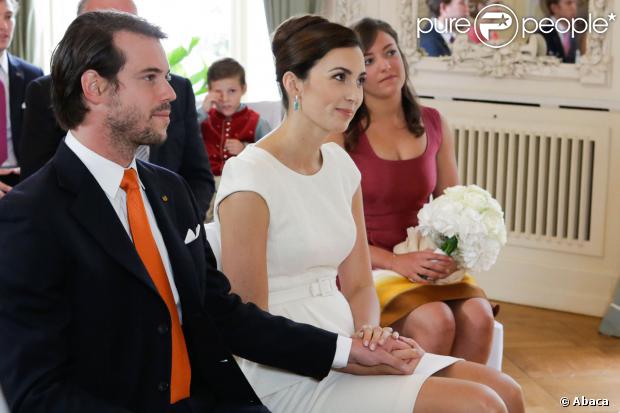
[{"xmin": 335, "ymin": 18, "xmax": 494, "ymax": 364}]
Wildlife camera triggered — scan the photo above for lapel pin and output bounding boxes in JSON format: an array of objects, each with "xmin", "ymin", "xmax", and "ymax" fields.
[{"xmin": 162, "ymin": 195, "xmax": 169, "ymax": 202}]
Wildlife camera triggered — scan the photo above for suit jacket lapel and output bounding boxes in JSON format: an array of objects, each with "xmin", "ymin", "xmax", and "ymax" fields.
[
  {"xmin": 138, "ymin": 163, "xmax": 202, "ymax": 312},
  {"xmin": 54, "ymin": 143, "xmax": 157, "ymax": 294}
]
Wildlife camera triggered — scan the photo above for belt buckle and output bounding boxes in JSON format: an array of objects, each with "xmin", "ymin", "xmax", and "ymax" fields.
[{"xmin": 318, "ymin": 278, "xmax": 333, "ymax": 296}]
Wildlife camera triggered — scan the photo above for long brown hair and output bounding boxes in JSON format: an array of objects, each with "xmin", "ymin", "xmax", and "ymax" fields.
[{"xmin": 345, "ymin": 18, "xmax": 425, "ymax": 152}]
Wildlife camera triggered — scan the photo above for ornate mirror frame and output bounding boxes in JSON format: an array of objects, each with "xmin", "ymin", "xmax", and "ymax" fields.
[{"xmin": 397, "ymin": 0, "xmax": 613, "ymax": 84}]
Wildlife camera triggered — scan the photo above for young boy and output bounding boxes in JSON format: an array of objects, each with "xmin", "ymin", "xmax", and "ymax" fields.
[{"xmin": 199, "ymin": 57, "xmax": 271, "ymax": 220}]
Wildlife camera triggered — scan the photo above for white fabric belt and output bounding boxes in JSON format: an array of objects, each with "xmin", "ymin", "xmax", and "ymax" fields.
[{"xmin": 269, "ymin": 277, "xmax": 338, "ymax": 306}]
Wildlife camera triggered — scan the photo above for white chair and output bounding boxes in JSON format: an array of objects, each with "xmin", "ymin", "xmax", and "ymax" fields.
[
  {"xmin": 488, "ymin": 320, "xmax": 504, "ymax": 371},
  {"xmin": 245, "ymin": 100, "xmax": 283, "ymax": 131},
  {"xmin": 204, "ymin": 223, "xmax": 504, "ymax": 370},
  {"xmin": 205, "ymin": 222, "xmax": 222, "ymax": 271}
]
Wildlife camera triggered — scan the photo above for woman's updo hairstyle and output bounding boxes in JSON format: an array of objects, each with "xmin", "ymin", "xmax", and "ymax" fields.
[{"xmin": 272, "ymin": 15, "xmax": 361, "ymax": 110}]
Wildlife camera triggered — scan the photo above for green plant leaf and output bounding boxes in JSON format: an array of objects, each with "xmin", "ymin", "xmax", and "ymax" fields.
[
  {"xmin": 195, "ymin": 83, "xmax": 208, "ymax": 96},
  {"xmin": 189, "ymin": 66, "xmax": 208, "ymax": 85},
  {"xmin": 168, "ymin": 46, "xmax": 189, "ymax": 67},
  {"xmin": 187, "ymin": 36, "xmax": 200, "ymax": 54}
]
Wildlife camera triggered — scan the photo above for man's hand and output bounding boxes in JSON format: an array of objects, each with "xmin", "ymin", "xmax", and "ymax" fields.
[
  {"xmin": 339, "ymin": 336, "xmax": 424, "ymax": 376},
  {"xmin": 0, "ymin": 167, "xmax": 20, "ymax": 199}
]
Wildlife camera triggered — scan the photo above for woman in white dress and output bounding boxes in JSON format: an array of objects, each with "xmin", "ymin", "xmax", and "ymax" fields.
[{"xmin": 214, "ymin": 15, "xmax": 524, "ymax": 413}]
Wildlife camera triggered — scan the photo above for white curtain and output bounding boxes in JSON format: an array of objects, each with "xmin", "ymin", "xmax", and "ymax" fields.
[{"xmin": 28, "ymin": 0, "xmax": 80, "ymax": 73}]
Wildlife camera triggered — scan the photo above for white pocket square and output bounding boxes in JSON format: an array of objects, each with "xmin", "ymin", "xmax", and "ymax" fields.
[{"xmin": 184, "ymin": 224, "xmax": 201, "ymax": 244}]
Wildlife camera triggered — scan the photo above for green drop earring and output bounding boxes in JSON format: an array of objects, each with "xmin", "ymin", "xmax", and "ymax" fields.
[{"xmin": 293, "ymin": 95, "xmax": 300, "ymax": 111}]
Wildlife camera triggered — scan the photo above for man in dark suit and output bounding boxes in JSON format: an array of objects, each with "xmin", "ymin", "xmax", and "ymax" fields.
[
  {"xmin": 419, "ymin": 0, "xmax": 468, "ymax": 57},
  {"xmin": 539, "ymin": 0, "xmax": 579, "ymax": 63},
  {"xmin": 419, "ymin": 24, "xmax": 452, "ymax": 57},
  {"xmin": 0, "ymin": 11, "xmax": 416, "ymax": 413},
  {"xmin": 0, "ymin": 0, "xmax": 43, "ymax": 197},
  {"xmin": 18, "ymin": 0, "xmax": 215, "ymax": 217}
]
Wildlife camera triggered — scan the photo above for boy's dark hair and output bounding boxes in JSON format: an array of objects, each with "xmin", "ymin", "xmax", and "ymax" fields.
[
  {"xmin": 207, "ymin": 58, "xmax": 246, "ymax": 87},
  {"xmin": 426, "ymin": 0, "xmax": 454, "ymax": 17},
  {"xmin": 51, "ymin": 10, "xmax": 166, "ymax": 130}
]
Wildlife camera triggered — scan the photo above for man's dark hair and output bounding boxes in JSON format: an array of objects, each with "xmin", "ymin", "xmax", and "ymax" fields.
[
  {"xmin": 426, "ymin": 0, "xmax": 454, "ymax": 17},
  {"xmin": 544, "ymin": 0, "xmax": 561, "ymax": 16},
  {"xmin": 207, "ymin": 57, "xmax": 246, "ymax": 87},
  {"xmin": 50, "ymin": 11, "xmax": 166, "ymax": 130}
]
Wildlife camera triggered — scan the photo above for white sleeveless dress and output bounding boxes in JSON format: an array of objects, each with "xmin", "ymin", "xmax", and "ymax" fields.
[{"xmin": 214, "ymin": 143, "xmax": 459, "ymax": 413}]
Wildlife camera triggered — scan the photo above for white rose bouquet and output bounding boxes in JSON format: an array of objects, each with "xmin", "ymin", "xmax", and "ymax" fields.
[{"xmin": 396, "ymin": 185, "xmax": 507, "ymax": 285}]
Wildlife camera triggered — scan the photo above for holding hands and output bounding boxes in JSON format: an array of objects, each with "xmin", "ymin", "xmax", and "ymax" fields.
[
  {"xmin": 392, "ymin": 250, "xmax": 457, "ymax": 284},
  {"xmin": 343, "ymin": 326, "xmax": 425, "ymax": 376},
  {"xmin": 356, "ymin": 325, "xmax": 399, "ymax": 350}
]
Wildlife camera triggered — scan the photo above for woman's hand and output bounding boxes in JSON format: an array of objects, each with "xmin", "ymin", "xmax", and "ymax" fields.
[
  {"xmin": 392, "ymin": 250, "xmax": 457, "ymax": 283},
  {"xmin": 340, "ymin": 335, "xmax": 425, "ymax": 376},
  {"xmin": 356, "ymin": 325, "xmax": 399, "ymax": 350}
]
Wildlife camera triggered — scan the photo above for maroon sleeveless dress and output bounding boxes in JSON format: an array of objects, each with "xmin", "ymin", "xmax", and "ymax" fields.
[
  {"xmin": 349, "ymin": 106, "xmax": 487, "ymax": 325},
  {"xmin": 350, "ymin": 106, "xmax": 442, "ymax": 251}
]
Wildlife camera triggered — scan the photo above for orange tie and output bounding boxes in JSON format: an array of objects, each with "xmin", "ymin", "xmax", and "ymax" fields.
[{"xmin": 120, "ymin": 168, "xmax": 191, "ymax": 403}]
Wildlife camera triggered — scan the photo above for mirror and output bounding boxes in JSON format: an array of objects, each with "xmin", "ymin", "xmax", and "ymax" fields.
[{"xmin": 397, "ymin": 0, "xmax": 613, "ymax": 83}]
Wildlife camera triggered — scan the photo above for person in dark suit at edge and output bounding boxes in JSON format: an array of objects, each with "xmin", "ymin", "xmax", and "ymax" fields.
[
  {"xmin": 539, "ymin": 0, "xmax": 579, "ymax": 63},
  {"xmin": 18, "ymin": 0, "xmax": 215, "ymax": 218},
  {"xmin": 0, "ymin": 10, "xmax": 421, "ymax": 413},
  {"xmin": 0, "ymin": 0, "xmax": 44, "ymax": 198},
  {"xmin": 419, "ymin": 0, "xmax": 468, "ymax": 57}
]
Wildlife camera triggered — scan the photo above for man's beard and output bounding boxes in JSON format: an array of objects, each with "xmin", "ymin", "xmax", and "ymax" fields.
[{"xmin": 105, "ymin": 100, "xmax": 169, "ymax": 150}]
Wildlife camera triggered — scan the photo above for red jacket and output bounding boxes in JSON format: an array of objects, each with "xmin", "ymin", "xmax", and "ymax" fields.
[{"xmin": 201, "ymin": 106, "xmax": 260, "ymax": 176}]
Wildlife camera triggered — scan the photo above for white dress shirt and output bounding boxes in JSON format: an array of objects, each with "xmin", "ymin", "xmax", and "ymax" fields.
[
  {"xmin": 0, "ymin": 51, "xmax": 16, "ymax": 168},
  {"xmin": 65, "ymin": 131, "xmax": 182, "ymax": 319}
]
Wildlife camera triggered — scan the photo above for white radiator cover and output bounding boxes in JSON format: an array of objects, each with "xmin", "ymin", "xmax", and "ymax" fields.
[
  {"xmin": 421, "ymin": 99, "xmax": 620, "ymax": 316},
  {"xmin": 453, "ymin": 122, "xmax": 609, "ymax": 256}
]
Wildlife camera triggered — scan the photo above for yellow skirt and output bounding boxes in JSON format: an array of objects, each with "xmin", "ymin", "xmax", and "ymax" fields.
[{"xmin": 374, "ymin": 272, "xmax": 487, "ymax": 326}]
